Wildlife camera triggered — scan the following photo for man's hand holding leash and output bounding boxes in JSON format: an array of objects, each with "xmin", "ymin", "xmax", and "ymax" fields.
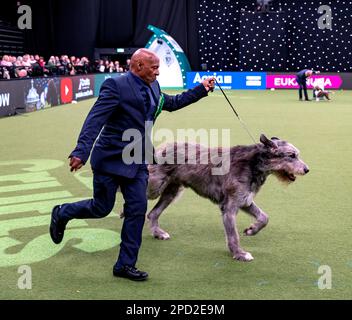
[{"xmin": 202, "ymin": 77, "xmax": 215, "ymax": 92}]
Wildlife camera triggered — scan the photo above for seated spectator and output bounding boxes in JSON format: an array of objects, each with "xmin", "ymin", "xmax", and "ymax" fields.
[
  {"xmin": 107, "ymin": 61, "xmax": 115, "ymax": 73},
  {"xmin": 31, "ymin": 59, "xmax": 44, "ymax": 77},
  {"xmin": 45, "ymin": 56, "xmax": 57, "ymax": 75},
  {"xmin": 9, "ymin": 56, "xmax": 17, "ymax": 66},
  {"xmin": 124, "ymin": 58, "xmax": 131, "ymax": 71},
  {"xmin": 98, "ymin": 60, "xmax": 105, "ymax": 73},
  {"xmin": 1, "ymin": 55, "xmax": 13, "ymax": 67},
  {"xmin": 0, "ymin": 52, "xmax": 123, "ymax": 79},
  {"xmin": 115, "ymin": 61, "xmax": 124, "ymax": 72},
  {"xmin": 80, "ymin": 57, "xmax": 90, "ymax": 74},
  {"xmin": 104, "ymin": 60, "xmax": 110, "ymax": 72},
  {"xmin": 22, "ymin": 54, "xmax": 32, "ymax": 67},
  {"xmin": 67, "ymin": 63, "xmax": 76, "ymax": 76},
  {"xmin": 14, "ymin": 56, "xmax": 23, "ymax": 67},
  {"xmin": 1, "ymin": 56, "xmax": 15, "ymax": 78},
  {"xmin": 58, "ymin": 55, "xmax": 69, "ymax": 75},
  {"xmin": 29, "ymin": 55, "xmax": 37, "ymax": 65},
  {"xmin": 114, "ymin": 61, "xmax": 120, "ymax": 71},
  {"xmin": 38, "ymin": 57, "xmax": 50, "ymax": 75},
  {"xmin": 55, "ymin": 56, "xmax": 61, "ymax": 67},
  {"xmin": 47, "ymin": 56, "xmax": 55, "ymax": 66}
]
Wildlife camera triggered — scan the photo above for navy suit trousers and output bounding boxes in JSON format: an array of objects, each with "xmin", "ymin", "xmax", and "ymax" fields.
[
  {"xmin": 59, "ymin": 167, "xmax": 148, "ymax": 268},
  {"xmin": 296, "ymin": 78, "xmax": 309, "ymax": 100}
]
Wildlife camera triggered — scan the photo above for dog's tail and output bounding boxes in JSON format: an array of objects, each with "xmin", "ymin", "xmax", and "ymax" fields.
[
  {"xmin": 147, "ymin": 143, "xmax": 179, "ymax": 200},
  {"xmin": 147, "ymin": 164, "xmax": 175, "ymax": 199}
]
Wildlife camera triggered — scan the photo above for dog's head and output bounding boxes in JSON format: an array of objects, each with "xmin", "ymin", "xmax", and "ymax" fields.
[{"xmin": 259, "ymin": 134, "xmax": 309, "ymax": 183}]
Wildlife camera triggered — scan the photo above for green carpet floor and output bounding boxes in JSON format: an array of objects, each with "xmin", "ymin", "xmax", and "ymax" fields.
[{"xmin": 0, "ymin": 89, "xmax": 351, "ymax": 299}]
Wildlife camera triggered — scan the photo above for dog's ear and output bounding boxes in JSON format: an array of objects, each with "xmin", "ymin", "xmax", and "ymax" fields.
[
  {"xmin": 260, "ymin": 134, "xmax": 277, "ymax": 149},
  {"xmin": 271, "ymin": 137, "xmax": 280, "ymax": 141}
]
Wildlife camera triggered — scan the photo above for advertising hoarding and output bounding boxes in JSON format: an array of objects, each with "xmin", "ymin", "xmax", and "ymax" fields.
[{"xmin": 186, "ymin": 72, "xmax": 267, "ymax": 90}]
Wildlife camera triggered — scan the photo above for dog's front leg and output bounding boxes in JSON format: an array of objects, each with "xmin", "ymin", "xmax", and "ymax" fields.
[
  {"xmin": 221, "ymin": 203, "xmax": 254, "ymax": 262},
  {"xmin": 242, "ymin": 202, "xmax": 269, "ymax": 236}
]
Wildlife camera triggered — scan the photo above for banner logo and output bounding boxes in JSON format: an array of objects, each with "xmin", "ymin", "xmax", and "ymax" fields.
[
  {"xmin": 0, "ymin": 93, "xmax": 10, "ymax": 107},
  {"xmin": 187, "ymin": 72, "xmax": 266, "ymax": 90},
  {"xmin": 267, "ymin": 75, "xmax": 343, "ymax": 89},
  {"xmin": 75, "ymin": 77, "xmax": 93, "ymax": 100},
  {"xmin": 246, "ymin": 76, "xmax": 262, "ymax": 87},
  {"xmin": 60, "ymin": 78, "xmax": 73, "ymax": 104}
]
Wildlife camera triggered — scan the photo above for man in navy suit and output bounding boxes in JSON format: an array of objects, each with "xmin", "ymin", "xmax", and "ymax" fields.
[
  {"xmin": 50, "ymin": 48, "xmax": 215, "ymax": 281},
  {"xmin": 296, "ymin": 69, "xmax": 320, "ymax": 101}
]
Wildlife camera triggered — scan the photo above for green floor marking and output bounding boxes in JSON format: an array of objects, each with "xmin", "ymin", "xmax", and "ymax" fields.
[
  {"xmin": 0, "ymin": 191, "xmax": 73, "ymax": 206},
  {"xmin": 0, "ymin": 181, "xmax": 61, "ymax": 193},
  {"xmin": 0, "ymin": 228, "xmax": 120, "ymax": 267},
  {"xmin": 0, "ymin": 198, "xmax": 85, "ymax": 216}
]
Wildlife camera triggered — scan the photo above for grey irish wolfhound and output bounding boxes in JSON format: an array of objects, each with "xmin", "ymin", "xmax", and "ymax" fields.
[{"xmin": 146, "ymin": 134, "xmax": 309, "ymax": 262}]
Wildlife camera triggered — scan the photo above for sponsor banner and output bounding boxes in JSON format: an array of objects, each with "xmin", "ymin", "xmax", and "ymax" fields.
[
  {"xmin": 186, "ymin": 72, "xmax": 267, "ymax": 90},
  {"xmin": 0, "ymin": 80, "xmax": 26, "ymax": 117},
  {"xmin": 267, "ymin": 74, "xmax": 343, "ymax": 89},
  {"xmin": 72, "ymin": 75, "xmax": 95, "ymax": 101},
  {"xmin": 94, "ymin": 73, "xmax": 115, "ymax": 97},
  {"xmin": 23, "ymin": 77, "xmax": 60, "ymax": 112}
]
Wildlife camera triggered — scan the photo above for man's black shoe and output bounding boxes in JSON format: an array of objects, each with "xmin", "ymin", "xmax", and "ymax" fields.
[
  {"xmin": 50, "ymin": 205, "xmax": 66, "ymax": 244},
  {"xmin": 113, "ymin": 266, "xmax": 148, "ymax": 281}
]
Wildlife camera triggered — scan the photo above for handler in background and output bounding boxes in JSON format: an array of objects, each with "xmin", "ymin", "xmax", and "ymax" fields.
[{"xmin": 296, "ymin": 69, "xmax": 320, "ymax": 101}]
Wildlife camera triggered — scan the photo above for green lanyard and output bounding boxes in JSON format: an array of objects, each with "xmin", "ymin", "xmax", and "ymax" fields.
[{"xmin": 154, "ymin": 93, "xmax": 164, "ymax": 120}]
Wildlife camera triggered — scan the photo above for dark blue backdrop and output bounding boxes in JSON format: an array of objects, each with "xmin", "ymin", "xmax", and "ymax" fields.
[{"xmin": 197, "ymin": 0, "xmax": 352, "ymax": 72}]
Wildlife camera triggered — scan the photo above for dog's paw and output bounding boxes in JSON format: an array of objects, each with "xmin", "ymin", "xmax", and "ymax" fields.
[
  {"xmin": 243, "ymin": 218, "xmax": 268, "ymax": 236},
  {"xmin": 234, "ymin": 252, "xmax": 254, "ymax": 262},
  {"xmin": 243, "ymin": 226, "xmax": 257, "ymax": 236},
  {"xmin": 154, "ymin": 233, "xmax": 170, "ymax": 240},
  {"xmin": 152, "ymin": 229, "xmax": 170, "ymax": 240}
]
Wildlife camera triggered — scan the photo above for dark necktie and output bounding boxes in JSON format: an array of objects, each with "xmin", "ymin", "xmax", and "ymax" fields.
[{"xmin": 144, "ymin": 86, "xmax": 157, "ymax": 120}]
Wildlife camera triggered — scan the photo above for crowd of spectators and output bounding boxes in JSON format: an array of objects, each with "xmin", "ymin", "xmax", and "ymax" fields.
[{"xmin": 0, "ymin": 54, "xmax": 130, "ymax": 79}]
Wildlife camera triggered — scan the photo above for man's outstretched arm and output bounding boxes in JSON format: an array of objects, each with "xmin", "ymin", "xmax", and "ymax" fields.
[{"xmin": 162, "ymin": 77, "xmax": 215, "ymax": 112}]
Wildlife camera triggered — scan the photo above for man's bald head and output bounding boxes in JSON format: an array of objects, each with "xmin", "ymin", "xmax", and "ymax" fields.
[
  {"xmin": 306, "ymin": 70, "xmax": 313, "ymax": 77},
  {"xmin": 130, "ymin": 48, "xmax": 158, "ymax": 68},
  {"xmin": 130, "ymin": 48, "xmax": 160, "ymax": 84}
]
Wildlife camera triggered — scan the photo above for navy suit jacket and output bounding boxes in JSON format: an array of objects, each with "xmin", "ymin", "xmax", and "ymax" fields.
[
  {"xmin": 296, "ymin": 69, "xmax": 317, "ymax": 84},
  {"xmin": 70, "ymin": 71, "xmax": 208, "ymax": 178}
]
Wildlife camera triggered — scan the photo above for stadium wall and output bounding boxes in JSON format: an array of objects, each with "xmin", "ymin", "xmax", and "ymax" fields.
[
  {"xmin": 0, "ymin": 71, "xmax": 351, "ymax": 118},
  {"xmin": 0, "ymin": 73, "xmax": 123, "ymax": 118},
  {"xmin": 186, "ymin": 72, "xmax": 351, "ymax": 90}
]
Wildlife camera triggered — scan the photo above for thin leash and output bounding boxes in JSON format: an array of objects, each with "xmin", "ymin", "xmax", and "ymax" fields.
[{"xmin": 213, "ymin": 78, "xmax": 257, "ymax": 144}]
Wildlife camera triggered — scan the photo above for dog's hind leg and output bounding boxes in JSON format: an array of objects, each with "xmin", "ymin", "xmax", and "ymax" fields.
[
  {"xmin": 242, "ymin": 202, "xmax": 269, "ymax": 236},
  {"xmin": 221, "ymin": 201, "xmax": 254, "ymax": 261},
  {"xmin": 147, "ymin": 183, "xmax": 184, "ymax": 240}
]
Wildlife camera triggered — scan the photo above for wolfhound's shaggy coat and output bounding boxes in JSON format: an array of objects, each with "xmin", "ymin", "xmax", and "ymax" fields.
[{"xmin": 146, "ymin": 134, "xmax": 309, "ymax": 261}]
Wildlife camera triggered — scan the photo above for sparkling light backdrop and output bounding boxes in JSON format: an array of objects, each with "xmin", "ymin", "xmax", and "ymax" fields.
[{"xmin": 197, "ymin": 0, "xmax": 352, "ymax": 71}]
